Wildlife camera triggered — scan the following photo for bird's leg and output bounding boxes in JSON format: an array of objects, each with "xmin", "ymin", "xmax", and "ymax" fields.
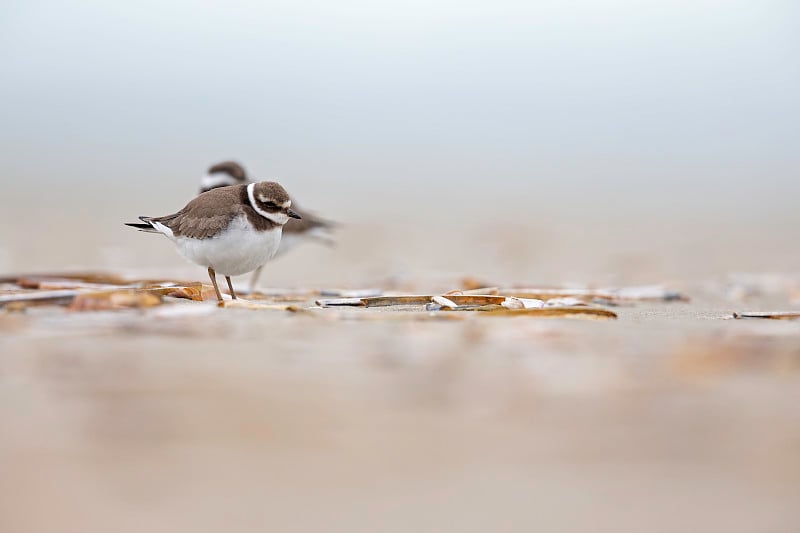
[
  {"xmin": 249, "ymin": 266, "xmax": 264, "ymax": 295},
  {"xmin": 208, "ymin": 267, "xmax": 223, "ymax": 303},
  {"xmin": 225, "ymin": 276, "xmax": 237, "ymax": 300}
]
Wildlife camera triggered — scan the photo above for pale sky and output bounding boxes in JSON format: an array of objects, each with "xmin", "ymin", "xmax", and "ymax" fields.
[{"xmin": 1, "ymin": 0, "xmax": 798, "ymax": 215}]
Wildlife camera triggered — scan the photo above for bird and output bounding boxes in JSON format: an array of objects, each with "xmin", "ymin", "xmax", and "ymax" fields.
[
  {"xmin": 126, "ymin": 181, "xmax": 300, "ymax": 304},
  {"xmin": 200, "ymin": 161, "xmax": 335, "ymax": 292}
]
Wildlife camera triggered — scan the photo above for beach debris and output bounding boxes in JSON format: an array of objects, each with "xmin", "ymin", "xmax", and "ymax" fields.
[
  {"xmin": 69, "ymin": 290, "xmax": 162, "ymax": 311},
  {"xmin": 316, "ymin": 290, "xmax": 616, "ymax": 317},
  {"xmin": 445, "ymin": 287, "xmax": 500, "ymax": 296},
  {"xmin": 0, "ymin": 289, "xmax": 83, "ymax": 308},
  {"xmin": 319, "ymin": 288, "xmax": 384, "ymax": 298},
  {"xmin": 431, "ymin": 296, "xmax": 459, "ymax": 309},
  {"xmin": 501, "ymin": 297, "xmax": 545, "ymax": 309},
  {"xmin": 362, "ymin": 295, "xmax": 509, "ymax": 308},
  {"xmin": 1, "ymin": 272, "xmax": 129, "ymax": 287},
  {"xmin": 544, "ymin": 297, "xmax": 587, "ymax": 307},
  {"xmin": 17, "ymin": 279, "xmax": 137, "ymax": 291},
  {"xmin": 316, "ymin": 297, "xmax": 366, "ymax": 307},
  {"xmin": 426, "ymin": 294, "xmax": 614, "ymax": 318},
  {"xmin": 318, "ymin": 291, "xmax": 613, "ymax": 318},
  {"xmin": 501, "ymin": 297, "xmax": 525, "ymax": 310},
  {"xmin": 221, "ymin": 300, "xmax": 303, "ymax": 312},
  {"xmin": 2, "ymin": 271, "xmax": 661, "ymax": 320},
  {"xmin": 493, "ymin": 284, "xmax": 687, "ymax": 304},
  {"xmin": 731, "ymin": 311, "xmax": 800, "ymax": 320},
  {"xmin": 445, "ymin": 295, "xmax": 506, "ymax": 306},
  {"xmin": 248, "ymin": 291, "xmax": 314, "ymax": 303},
  {"xmin": 0, "ymin": 271, "xmax": 218, "ymax": 311},
  {"xmin": 458, "ymin": 275, "xmax": 687, "ymax": 303},
  {"xmin": 319, "ymin": 309, "xmax": 467, "ymax": 322},
  {"xmin": 466, "ymin": 306, "xmax": 617, "ymax": 319},
  {"xmin": 157, "ymin": 285, "xmax": 205, "ymax": 301},
  {"xmin": 361, "ymin": 295, "xmax": 434, "ymax": 307}
]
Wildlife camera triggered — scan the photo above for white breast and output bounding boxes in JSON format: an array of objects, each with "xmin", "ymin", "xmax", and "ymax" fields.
[{"xmin": 171, "ymin": 216, "xmax": 282, "ymax": 276}]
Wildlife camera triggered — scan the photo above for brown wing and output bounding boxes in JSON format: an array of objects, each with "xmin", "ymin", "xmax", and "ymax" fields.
[{"xmin": 149, "ymin": 185, "xmax": 247, "ymax": 239}]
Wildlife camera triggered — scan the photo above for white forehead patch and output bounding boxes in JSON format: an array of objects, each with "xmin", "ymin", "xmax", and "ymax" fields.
[{"xmin": 281, "ymin": 200, "xmax": 291, "ymax": 208}]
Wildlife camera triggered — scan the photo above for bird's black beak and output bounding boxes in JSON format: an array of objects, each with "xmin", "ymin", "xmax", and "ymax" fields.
[{"xmin": 287, "ymin": 209, "xmax": 301, "ymax": 219}]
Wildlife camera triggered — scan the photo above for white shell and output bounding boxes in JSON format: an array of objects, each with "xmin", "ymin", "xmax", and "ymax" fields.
[
  {"xmin": 432, "ymin": 295, "xmax": 458, "ymax": 309},
  {"xmin": 544, "ymin": 297, "xmax": 585, "ymax": 307},
  {"xmin": 502, "ymin": 297, "xmax": 545, "ymax": 309}
]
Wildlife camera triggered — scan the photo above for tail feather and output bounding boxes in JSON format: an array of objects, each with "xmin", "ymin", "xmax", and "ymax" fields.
[{"xmin": 124, "ymin": 217, "xmax": 158, "ymax": 233}]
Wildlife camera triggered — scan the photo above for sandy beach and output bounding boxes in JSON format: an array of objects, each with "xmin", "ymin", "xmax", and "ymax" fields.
[
  {"xmin": 2, "ymin": 204, "xmax": 800, "ymax": 532},
  {"xmin": 3, "ymin": 1, "xmax": 799, "ymax": 530}
]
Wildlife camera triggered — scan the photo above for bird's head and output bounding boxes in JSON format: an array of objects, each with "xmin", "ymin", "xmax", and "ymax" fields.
[{"xmin": 248, "ymin": 181, "xmax": 301, "ymax": 225}]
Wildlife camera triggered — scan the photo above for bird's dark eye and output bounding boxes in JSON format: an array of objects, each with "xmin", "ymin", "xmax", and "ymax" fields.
[{"xmin": 263, "ymin": 201, "xmax": 277, "ymax": 209}]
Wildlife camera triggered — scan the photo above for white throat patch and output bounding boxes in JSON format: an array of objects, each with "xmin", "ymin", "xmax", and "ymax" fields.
[{"xmin": 247, "ymin": 183, "xmax": 289, "ymax": 225}]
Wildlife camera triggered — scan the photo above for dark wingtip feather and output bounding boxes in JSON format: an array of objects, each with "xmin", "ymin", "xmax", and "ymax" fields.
[{"xmin": 125, "ymin": 219, "xmax": 156, "ymax": 232}]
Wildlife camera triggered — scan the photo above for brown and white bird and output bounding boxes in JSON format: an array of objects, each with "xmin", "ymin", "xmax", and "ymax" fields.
[
  {"xmin": 126, "ymin": 181, "xmax": 300, "ymax": 303},
  {"xmin": 201, "ymin": 161, "xmax": 334, "ymax": 291}
]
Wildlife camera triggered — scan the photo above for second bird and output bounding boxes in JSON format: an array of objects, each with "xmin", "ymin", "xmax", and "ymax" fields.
[{"xmin": 202, "ymin": 161, "xmax": 335, "ymax": 292}]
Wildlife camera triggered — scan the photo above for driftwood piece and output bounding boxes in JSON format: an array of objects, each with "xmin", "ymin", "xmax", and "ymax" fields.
[{"xmin": 732, "ymin": 311, "xmax": 800, "ymax": 320}]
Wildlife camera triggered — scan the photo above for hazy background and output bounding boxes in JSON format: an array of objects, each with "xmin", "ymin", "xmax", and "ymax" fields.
[
  {"xmin": 1, "ymin": 0, "xmax": 798, "ymax": 281},
  {"xmin": 3, "ymin": 5, "xmax": 800, "ymax": 532}
]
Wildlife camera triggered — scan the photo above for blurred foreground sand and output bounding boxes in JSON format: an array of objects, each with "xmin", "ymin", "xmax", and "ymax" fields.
[{"xmin": 2, "ymin": 200, "xmax": 800, "ymax": 532}]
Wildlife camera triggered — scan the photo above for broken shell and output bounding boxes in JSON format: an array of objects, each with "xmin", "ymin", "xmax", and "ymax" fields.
[
  {"xmin": 545, "ymin": 297, "xmax": 586, "ymax": 307},
  {"xmin": 316, "ymin": 297, "xmax": 366, "ymax": 307},
  {"xmin": 502, "ymin": 297, "xmax": 546, "ymax": 309},
  {"xmin": 68, "ymin": 290, "xmax": 162, "ymax": 311},
  {"xmin": 362, "ymin": 296, "xmax": 435, "ymax": 307},
  {"xmin": 432, "ymin": 296, "xmax": 459, "ymax": 309},
  {"xmin": 162, "ymin": 286, "xmax": 205, "ymax": 301},
  {"xmin": 438, "ymin": 295, "xmax": 506, "ymax": 307},
  {"xmin": 501, "ymin": 297, "xmax": 525, "ymax": 309}
]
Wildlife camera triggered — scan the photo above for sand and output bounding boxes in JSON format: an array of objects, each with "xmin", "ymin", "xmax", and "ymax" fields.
[{"xmin": 2, "ymin": 206, "xmax": 800, "ymax": 532}]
